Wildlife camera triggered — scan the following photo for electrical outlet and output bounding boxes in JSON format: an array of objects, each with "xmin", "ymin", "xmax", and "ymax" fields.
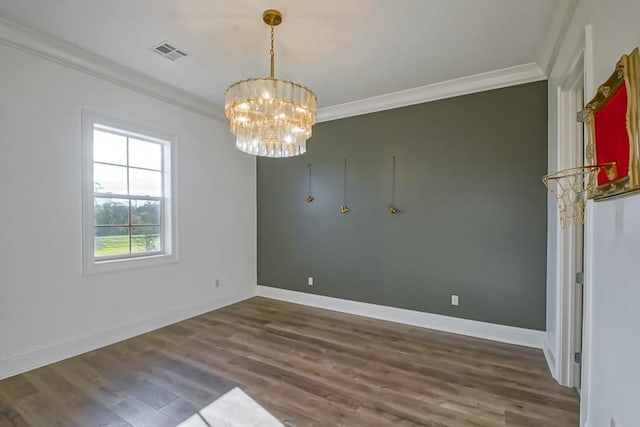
[
  {"xmin": 308, "ymin": 277, "xmax": 314, "ymax": 286},
  {"xmin": 215, "ymin": 279, "xmax": 220, "ymax": 288},
  {"xmin": 451, "ymin": 295, "xmax": 459, "ymax": 306}
]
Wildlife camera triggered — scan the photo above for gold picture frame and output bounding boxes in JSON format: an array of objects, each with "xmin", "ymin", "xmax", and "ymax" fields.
[{"xmin": 584, "ymin": 47, "xmax": 640, "ymax": 200}]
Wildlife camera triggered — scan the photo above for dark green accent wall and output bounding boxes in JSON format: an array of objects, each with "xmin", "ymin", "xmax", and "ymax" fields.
[{"xmin": 257, "ymin": 81, "xmax": 548, "ymax": 330}]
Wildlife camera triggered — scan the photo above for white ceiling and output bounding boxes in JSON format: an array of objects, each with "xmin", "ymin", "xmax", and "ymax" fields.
[{"xmin": 0, "ymin": 0, "xmax": 563, "ymax": 110}]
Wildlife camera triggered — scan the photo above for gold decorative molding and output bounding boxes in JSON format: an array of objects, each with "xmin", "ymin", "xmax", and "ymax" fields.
[{"xmin": 584, "ymin": 47, "xmax": 640, "ymax": 199}]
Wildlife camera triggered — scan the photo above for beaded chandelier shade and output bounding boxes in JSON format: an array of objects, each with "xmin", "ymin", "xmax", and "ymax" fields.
[{"xmin": 224, "ymin": 10, "xmax": 317, "ymax": 158}]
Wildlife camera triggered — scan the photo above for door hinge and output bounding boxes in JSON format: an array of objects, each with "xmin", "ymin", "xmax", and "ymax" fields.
[
  {"xmin": 577, "ymin": 111, "xmax": 585, "ymax": 123},
  {"xmin": 576, "ymin": 272, "xmax": 584, "ymax": 285},
  {"xmin": 574, "ymin": 352, "xmax": 582, "ymax": 364}
]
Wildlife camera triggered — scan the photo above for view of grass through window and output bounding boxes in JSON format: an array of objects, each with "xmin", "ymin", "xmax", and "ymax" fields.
[{"xmin": 93, "ymin": 126, "xmax": 165, "ymax": 258}]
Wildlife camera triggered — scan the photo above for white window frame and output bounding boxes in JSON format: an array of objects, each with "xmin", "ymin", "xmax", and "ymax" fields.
[{"xmin": 82, "ymin": 110, "xmax": 178, "ymax": 274}]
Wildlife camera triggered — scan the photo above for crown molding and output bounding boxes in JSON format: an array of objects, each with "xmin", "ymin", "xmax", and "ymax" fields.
[
  {"xmin": 536, "ymin": 0, "xmax": 579, "ymax": 76},
  {"xmin": 317, "ymin": 62, "xmax": 546, "ymax": 123},
  {"xmin": 0, "ymin": 17, "xmax": 225, "ymax": 122},
  {"xmin": 0, "ymin": 16, "xmax": 548, "ymax": 125}
]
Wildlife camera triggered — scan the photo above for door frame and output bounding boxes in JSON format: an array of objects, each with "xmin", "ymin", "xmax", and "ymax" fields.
[
  {"xmin": 554, "ymin": 49, "xmax": 585, "ymax": 387},
  {"xmin": 552, "ymin": 24, "xmax": 596, "ymax": 427},
  {"xmin": 579, "ymin": 24, "xmax": 595, "ymax": 427}
]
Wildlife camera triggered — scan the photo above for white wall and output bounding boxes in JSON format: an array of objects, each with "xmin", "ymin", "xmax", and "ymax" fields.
[
  {"xmin": 548, "ymin": 0, "xmax": 640, "ymax": 425},
  {"xmin": 0, "ymin": 43, "xmax": 256, "ymax": 378}
]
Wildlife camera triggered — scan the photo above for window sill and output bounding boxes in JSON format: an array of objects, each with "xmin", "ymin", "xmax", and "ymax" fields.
[{"xmin": 83, "ymin": 253, "xmax": 178, "ymax": 275}]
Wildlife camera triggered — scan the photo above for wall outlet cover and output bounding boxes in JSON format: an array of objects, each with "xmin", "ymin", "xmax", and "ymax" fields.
[
  {"xmin": 308, "ymin": 277, "xmax": 314, "ymax": 286},
  {"xmin": 451, "ymin": 295, "xmax": 459, "ymax": 306}
]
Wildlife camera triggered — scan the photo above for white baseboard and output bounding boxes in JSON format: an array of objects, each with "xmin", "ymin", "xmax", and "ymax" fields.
[
  {"xmin": 257, "ymin": 286, "xmax": 545, "ymax": 349},
  {"xmin": 0, "ymin": 289, "xmax": 254, "ymax": 380},
  {"xmin": 543, "ymin": 334, "xmax": 557, "ymax": 379}
]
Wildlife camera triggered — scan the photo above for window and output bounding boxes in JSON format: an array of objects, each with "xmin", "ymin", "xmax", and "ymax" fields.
[{"xmin": 82, "ymin": 112, "xmax": 177, "ymax": 273}]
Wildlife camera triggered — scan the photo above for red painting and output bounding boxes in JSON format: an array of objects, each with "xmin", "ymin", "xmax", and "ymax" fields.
[
  {"xmin": 585, "ymin": 47, "xmax": 640, "ymax": 200},
  {"xmin": 593, "ymin": 83, "xmax": 629, "ymax": 185}
]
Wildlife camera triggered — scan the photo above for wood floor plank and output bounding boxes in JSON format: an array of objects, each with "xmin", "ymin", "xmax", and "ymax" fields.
[
  {"xmin": 219, "ymin": 330, "xmax": 507, "ymax": 423},
  {"xmin": 108, "ymin": 396, "xmax": 175, "ymax": 427},
  {"xmin": 11, "ymin": 392, "xmax": 82, "ymax": 427},
  {"xmin": 158, "ymin": 397, "xmax": 199, "ymax": 422},
  {"xmin": 217, "ymin": 313, "xmax": 578, "ymax": 416},
  {"xmin": 0, "ymin": 376, "xmax": 37, "ymax": 403},
  {"xmin": 142, "ymin": 367, "xmax": 221, "ymax": 407},
  {"xmin": 0, "ymin": 297, "xmax": 579, "ymax": 426},
  {"xmin": 0, "ymin": 393, "xmax": 29, "ymax": 427},
  {"xmin": 23, "ymin": 366, "xmax": 130, "ymax": 427},
  {"xmin": 198, "ymin": 334, "xmax": 502, "ymax": 426},
  {"xmin": 52, "ymin": 358, "xmax": 129, "ymax": 408}
]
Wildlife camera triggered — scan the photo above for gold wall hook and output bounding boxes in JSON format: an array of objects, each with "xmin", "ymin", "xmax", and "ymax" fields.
[
  {"xmin": 342, "ymin": 159, "xmax": 350, "ymax": 213},
  {"xmin": 306, "ymin": 163, "xmax": 314, "ymax": 202},
  {"xmin": 389, "ymin": 156, "xmax": 401, "ymax": 214}
]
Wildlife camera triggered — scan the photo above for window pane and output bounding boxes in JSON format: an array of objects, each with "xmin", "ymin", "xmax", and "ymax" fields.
[
  {"xmin": 129, "ymin": 169, "xmax": 162, "ymax": 196},
  {"xmin": 129, "ymin": 138, "xmax": 162, "ymax": 170},
  {"xmin": 95, "ymin": 198, "xmax": 130, "ymax": 225},
  {"xmin": 95, "ymin": 226, "xmax": 130, "ymax": 257},
  {"xmin": 132, "ymin": 226, "xmax": 161, "ymax": 253},
  {"xmin": 94, "ymin": 130, "xmax": 127, "ymax": 165},
  {"xmin": 94, "ymin": 163, "xmax": 128, "ymax": 194},
  {"xmin": 131, "ymin": 200, "xmax": 160, "ymax": 225}
]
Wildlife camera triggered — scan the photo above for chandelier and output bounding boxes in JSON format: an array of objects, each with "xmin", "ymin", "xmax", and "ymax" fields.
[{"xmin": 224, "ymin": 9, "xmax": 317, "ymax": 158}]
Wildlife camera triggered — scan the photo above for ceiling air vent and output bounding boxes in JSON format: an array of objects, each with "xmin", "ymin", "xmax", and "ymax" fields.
[{"xmin": 151, "ymin": 41, "xmax": 189, "ymax": 61}]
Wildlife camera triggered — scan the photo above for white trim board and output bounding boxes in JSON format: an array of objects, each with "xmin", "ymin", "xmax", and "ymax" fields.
[
  {"xmin": 0, "ymin": 289, "xmax": 254, "ymax": 380},
  {"xmin": 257, "ymin": 286, "xmax": 545, "ymax": 349},
  {"xmin": 0, "ymin": 17, "xmax": 547, "ymax": 126},
  {"xmin": 536, "ymin": 0, "xmax": 580, "ymax": 76},
  {"xmin": 316, "ymin": 62, "xmax": 546, "ymax": 123},
  {"xmin": 579, "ymin": 24, "xmax": 596, "ymax": 427},
  {"xmin": 543, "ymin": 333, "xmax": 557, "ymax": 378},
  {"xmin": 0, "ymin": 17, "xmax": 224, "ymax": 122}
]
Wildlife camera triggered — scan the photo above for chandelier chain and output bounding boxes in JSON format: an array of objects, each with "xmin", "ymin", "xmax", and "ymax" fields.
[{"xmin": 270, "ymin": 25, "xmax": 275, "ymax": 78}]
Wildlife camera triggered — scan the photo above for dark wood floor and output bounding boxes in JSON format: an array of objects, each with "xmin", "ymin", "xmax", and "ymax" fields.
[{"xmin": 0, "ymin": 297, "xmax": 578, "ymax": 426}]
